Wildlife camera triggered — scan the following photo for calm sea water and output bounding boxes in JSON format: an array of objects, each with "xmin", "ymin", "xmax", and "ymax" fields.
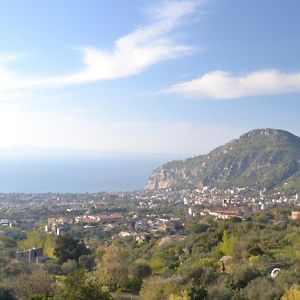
[{"xmin": 0, "ymin": 156, "xmax": 173, "ymax": 193}]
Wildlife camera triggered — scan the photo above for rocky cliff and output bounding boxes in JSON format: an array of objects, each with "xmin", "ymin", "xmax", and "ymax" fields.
[{"xmin": 145, "ymin": 129, "xmax": 300, "ymax": 192}]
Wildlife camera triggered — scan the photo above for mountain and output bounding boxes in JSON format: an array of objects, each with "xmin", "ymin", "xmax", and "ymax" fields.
[{"xmin": 144, "ymin": 129, "xmax": 300, "ymax": 192}]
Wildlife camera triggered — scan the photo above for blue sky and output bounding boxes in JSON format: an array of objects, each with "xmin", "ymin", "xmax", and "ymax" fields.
[{"xmin": 0, "ymin": 0, "xmax": 299, "ymax": 155}]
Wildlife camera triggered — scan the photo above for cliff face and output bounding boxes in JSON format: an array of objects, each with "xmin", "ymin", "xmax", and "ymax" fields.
[{"xmin": 145, "ymin": 129, "xmax": 300, "ymax": 191}]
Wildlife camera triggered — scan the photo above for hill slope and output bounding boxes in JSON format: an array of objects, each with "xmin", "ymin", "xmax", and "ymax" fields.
[{"xmin": 145, "ymin": 129, "xmax": 300, "ymax": 192}]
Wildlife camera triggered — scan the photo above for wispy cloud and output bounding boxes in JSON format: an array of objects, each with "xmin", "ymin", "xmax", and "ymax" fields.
[
  {"xmin": 0, "ymin": 0, "xmax": 202, "ymax": 93},
  {"xmin": 0, "ymin": 55, "xmax": 39, "ymax": 92},
  {"xmin": 166, "ymin": 69, "xmax": 300, "ymax": 99}
]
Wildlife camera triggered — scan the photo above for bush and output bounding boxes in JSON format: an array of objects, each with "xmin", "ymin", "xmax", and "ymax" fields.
[
  {"xmin": 62, "ymin": 260, "xmax": 78, "ymax": 274},
  {"xmin": 240, "ymin": 277, "xmax": 284, "ymax": 300},
  {"xmin": 140, "ymin": 277, "xmax": 180, "ymax": 300}
]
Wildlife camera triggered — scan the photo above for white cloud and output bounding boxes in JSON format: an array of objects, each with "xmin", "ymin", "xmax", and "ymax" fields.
[
  {"xmin": 0, "ymin": 0, "xmax": 202, "ymax": 93},
  {"xmin": 0, "ymin": 55, "xmax": 39, "ymax": 92},
  {"xmin": 166, "ymin": 69, "xmax": 300, "ymax": 99}
]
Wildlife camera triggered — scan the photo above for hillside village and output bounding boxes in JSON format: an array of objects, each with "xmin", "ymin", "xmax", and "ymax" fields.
[{"xmin": 1, "ymin": 186, "xmax": 299, "ymax": 241}]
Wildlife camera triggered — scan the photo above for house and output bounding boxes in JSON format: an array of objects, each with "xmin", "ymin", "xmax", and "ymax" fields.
[
  {"xmin": 98, "ymin": 213, "xmax": 124, "ymax": 220},
  {"xmin": 208, "ymin": 210, "xmax": 242, "ymax": 220},
  {"xmin": 46, "ymin": 217, "xmax": 71, "ymax": 235},
  {"xmin": 0, "ymin": 219, "xmax": 13, "ymax": 227},
  {"xmin": 15, "ymin": 247, "xmax": 48, "ymax": 263}
]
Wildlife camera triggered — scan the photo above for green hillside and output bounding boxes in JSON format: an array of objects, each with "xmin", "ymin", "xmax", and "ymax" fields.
[{"xmin": 145, "ymin": 129, "xmax": 300, "ymax": 192}]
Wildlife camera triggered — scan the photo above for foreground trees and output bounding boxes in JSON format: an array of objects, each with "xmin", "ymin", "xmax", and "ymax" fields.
[
  {"xmin": 54, "ymin": 269, "xmax": 112, "ymax": 300},
  {"xmin": 97, "ymin": 244, "xmax": 129, "ymax": 290},
  {"xmin": 10, "ymin": 268, "xmax": 55, "ymax": 300},
  {"xmin": 53, "ymin": 233, "xmax": 90, "ymax": 263},
  {"xmin": 2, "ymin": 209, "xmax": 300, "ymax": 299},
  {"xmin": 281, "ymin": 285, "xmax": 300, "ymax": 300}
]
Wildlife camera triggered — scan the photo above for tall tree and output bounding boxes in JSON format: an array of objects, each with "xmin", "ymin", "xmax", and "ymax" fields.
[
  {"xmin": 54, "ymin": 233, "xmax": 89, "ymax": 263},
  {"xmin": 17, "ymin": 230, "xmax": 46, "ymax": 251},
  {"xmin": 97, "ymin": 244, "xmax": 129, "ymax": 291},
  {"xmin": 54, "ymin": 269, "xmax": 113, "ymax": 300},
  {"xmin": 10, "ymin": 268, "xmax": 55, "ymax": 300}
]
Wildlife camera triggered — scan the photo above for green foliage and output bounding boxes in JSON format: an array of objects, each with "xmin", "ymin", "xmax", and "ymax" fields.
[
  {"xmin": 131, "ymin": 263, "xmax": 151, "ymax": 279},
  {"xmin": 61, "ymin": 260, "xmax": 78, "ymax": 274},
  {"xmin": 248, "ymin": 244, "xmax": 264, "ymax": 256},
  {"xmin": 10, "ymin": 268, "xmax": 56, "ymax": 300},
  {"xmin": 43, "ymin": 234, "xmax": 54, "ymax": 257},
  {"xmin": 187, "ymin": 281, "xmax": 208, "ymax": 300},
  {"xmin": 0, "ymin": 287, "xmax": 16, "ymax": 300},
  {"xmin": 55, "ymin": 269, "xmax": 113, "ymax": 300},
  {"xmin": 216, "ymin": 230, "xmax": 237, "ymax": 256},
  {"xmin": 78, "ymin": 254, "xmax": 96, "ymax": 271},
  {"xmin": 150, "ymin": 247, "xmax": 178, "ymax": 274},
  {"xmin": 176, "ymin": 260, "xmax": 218, "ymax": 287},
  {"xmin": 168, "ymin": 291, "xmax": 189, "ymax": 300},
  {"xmin": 0, "ymin": 236, "xmax": 16, "ymax": 249},
  {"xmin": 140, "ymin": 276, "xmax": 180, "ymax": 300},
  {"xmin": 17, "ymin": 230, "xmax": 54, "ymax": 257},
  {"xmin": 127, "ymin": 263, "xmax": 152, "ymax": 292},
  {"xmin": 54, "ymin": 233, "xmax": 90, "ymax": 264},
  {"xmin": 189, "ymin": 223, "xmax": 209, "ymax": 234},
  {"xmin": 207, "ymin": 283, "xmax": 233, "ymax": 300},
  {"xmin": 281, "ymin": 285, "xmax": 300, "ymax": 300},
  {"xmin": 17, "ymin": 230, "xmax": 46, "ymax": 251},
  {"xmin": 30, "ymin": 296, "xmax": 49, "ymax": 300},
  {"xmin": 240, "ymin": 276, "xmax": 284, "ymax": 300},
  {"xmin": 42, "ymin": 261, "xmax": 63, "ymax": 275},
  {"xmin": 97, "ymin": 244, "xmax": 129, "ymax": 291},
  {"xmin": 3, "ymin": 207, "xmax": 300, "ymax": 299},
  {"xmin": 1, "ymin": 262, "xmax": 32, "ymax": 278},
  {"xmin": 226, "ymin": 265, "xmax": 261, "ymax": 289}
]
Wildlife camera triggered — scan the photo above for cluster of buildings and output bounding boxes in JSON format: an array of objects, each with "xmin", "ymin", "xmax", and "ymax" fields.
[
  {"xmin": 2, "ymin": 188, "xmax": 299, "ymax": 266},
  {"xmin": 74, "ymin": 213, "xmax": 123, "ymax": 224},
  {"xmin": 0, "ymin": 187, "xmax": 299, "ymax": 242},
  {"xmin": 0, "ymin": 219, "xmax": 14, "ymax": 227}
]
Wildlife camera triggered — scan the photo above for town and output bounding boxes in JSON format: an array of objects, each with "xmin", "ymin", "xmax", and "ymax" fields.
[{"xmin": 1, "ymin": 187, "xmax": 299, "ymax": 240}]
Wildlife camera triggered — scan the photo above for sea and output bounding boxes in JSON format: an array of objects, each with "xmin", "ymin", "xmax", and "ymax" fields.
[{"xmin": 0, "ymin": 154, "xmax": 178, "ymax": 193}]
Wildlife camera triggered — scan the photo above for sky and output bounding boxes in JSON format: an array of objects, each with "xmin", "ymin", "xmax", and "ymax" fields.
[{"xmin": 0, "ymin": 0, "xmax": 299, "ymax": 156}]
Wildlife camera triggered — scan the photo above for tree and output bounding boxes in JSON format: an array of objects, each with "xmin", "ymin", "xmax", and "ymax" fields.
[
  {"xmin": 168, "ymin": 291, "xmax": 189, "ymax": 300},
  {"xmin": 61, "ymin": 260, "xmax": 78, "ymax": 274},
  {"xmin": 97, "ymin": 244, "xmax": 129, "ymax": 290},
  {"xmin": 226, "ymin": 265, "xmax": 261, "ymax": 289},
  {"xmin": 78, "ymin": 254, "xmax": 96, "ymax": 271},
  {"xmin": 281, "ymin": 285, "xmax": 300, "ymax": 300},
  {"xmin": 54, "ymin": 233, "xmax": 90, "ymax": 263},
  {"xmin": 17, "ymin": 230, "xmax": 54, "ymax": 257},
  {"xmin": 128, "ymin": 263, "xmax": 152, "ymax": 292},
  {"xmin": 187, "ymin": 281, "xmax": 208, "ymax": 300},
  {"xmin": 140, "ymin": 276, "xmax": 180, "ymax": 300},
  {"xmin": 0, "ymin": 287, "xmax": 16, "ymax": 300},
  {"xmin": 10, "ymin": 268, "xmax": 56, "ymax": 300},
  {"xmin": 240, "ymin": 277, "xmax": 283, "ymax": 300},
  {"xmin": 150, "ymin": 248, "xmax": 178, "ymax": 274},
  {"xmin": 54, "ymin": 269, "xmax": 112, "ymax": 300},
  {"xmin": 217, "ymin": 230, "xmax": 237, "ymax": 257},
  {"xmin": 43, "ymin": 234, "xmax": 55, "ymax": 257},
  {"xmin": 207, "ymin": 284, "xmax": 233, "ymax": 300},
  {"xmin": 17, "ymin": 230, "xmax": 46, "ymax": 251}
]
